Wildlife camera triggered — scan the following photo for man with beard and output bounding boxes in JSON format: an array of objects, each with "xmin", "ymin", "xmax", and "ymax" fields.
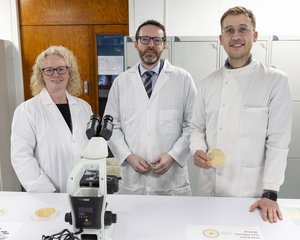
[
  {"xmin": 190, "ymin": 6, "xmax": 293, "ymax": 223},
  {"xmin": 104, "ymin": 20, "xmax": 196, "ymax": 195}
]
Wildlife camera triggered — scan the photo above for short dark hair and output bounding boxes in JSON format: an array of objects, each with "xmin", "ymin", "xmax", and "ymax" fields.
[
  {"xmin": 220, "ymin": 6, "xmax": 256, "ymax": 30},
  {"xmin": 135, "ymin": 19, "xmax": 167, "ymax": 41}
]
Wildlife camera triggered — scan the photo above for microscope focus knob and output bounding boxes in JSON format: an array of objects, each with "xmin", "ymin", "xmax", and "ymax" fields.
[
  {"xmin": 65, "ymin": 212, "xmax": 72, "ymax": 225},
  {"xmin": 105, "ymin": 211, "xmax": 117, "ymax": 226}
]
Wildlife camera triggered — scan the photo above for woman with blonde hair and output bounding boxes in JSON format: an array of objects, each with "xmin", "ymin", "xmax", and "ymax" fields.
[{"xmin": 11, "ymin": 45, "xmax": 93, "ymax": 192}]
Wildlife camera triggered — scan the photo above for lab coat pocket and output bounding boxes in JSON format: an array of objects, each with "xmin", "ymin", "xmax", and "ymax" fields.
[
  {"xmin": 168, "ymin": 165, "xmax": 191, "ymax": 196},
  {"xmin": 240, "ymin": 107, "xmax": 268, "ymax": 136},
  {"xmin": 240, "ymin": 166, "xmax": 264, "ymax": 197},
  {"xmin": 159, "ymin": 109, "xmax": 179, "ymax": 135},
  {"xmin": 119, "ymin": 163, "xmax": 144, "ymax": 193}
]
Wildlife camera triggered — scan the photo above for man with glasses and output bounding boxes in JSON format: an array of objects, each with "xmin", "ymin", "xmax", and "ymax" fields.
[
  {"xmin": 190, "ymin": 6, "xmax": 293, "ymax": 223},
  {"xmin": 11, "ymin": 46, "xmax": 92, "ymax": 192},
  {"xmin": 105, "ymin": 20, "xmax": 196, "ymax": 195}
]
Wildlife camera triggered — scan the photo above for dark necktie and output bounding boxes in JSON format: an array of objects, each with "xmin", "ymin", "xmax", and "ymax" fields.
[{"xmin": 143, "ymin": 71, "xmax": 154, "ymax": 98}]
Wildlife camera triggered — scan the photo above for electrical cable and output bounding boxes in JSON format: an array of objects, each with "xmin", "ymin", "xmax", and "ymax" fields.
[{"xmin": 42, "ymin": 228, "xmax": 83, "ymax": 240}]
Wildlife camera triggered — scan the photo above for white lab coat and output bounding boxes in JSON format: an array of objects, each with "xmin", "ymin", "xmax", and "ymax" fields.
[
  {"xmin": 105, "ymin": 60, "xmax": 196, "ymax": 195},
  {"xmin": 11, "ymin": 88, "xmax": 93, "ymax": 192},
  {"xmin": 190, "ymin": 60, "xmax": 293, "ymax": 197}
]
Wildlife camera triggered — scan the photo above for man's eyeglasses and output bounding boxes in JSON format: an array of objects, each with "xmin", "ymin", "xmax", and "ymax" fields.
[
  {"xmin": 222, "ymin": 24, "xmax": 253, "ymax": 38},
  {"xmin": 41, "ymin": 66, "xmax": 69, "ymax": 76},
  {"xmin": 138, "ymin": 36, "xmax": 165, "ymax": 45}
]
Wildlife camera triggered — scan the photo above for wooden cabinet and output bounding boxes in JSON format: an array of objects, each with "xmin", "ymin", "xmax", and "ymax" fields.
[
  {"xmin": 18, "ymin": 0, "xmax": 129, "ymax": 113},
  {"xmin": 20, "ymin": 25, "xmax": 94, "ymax": 104}
]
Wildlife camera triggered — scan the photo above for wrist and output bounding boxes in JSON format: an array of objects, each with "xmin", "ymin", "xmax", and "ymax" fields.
[{"xmin": 262, "ymin": 191, "xmax": 277, "ymax": 201}]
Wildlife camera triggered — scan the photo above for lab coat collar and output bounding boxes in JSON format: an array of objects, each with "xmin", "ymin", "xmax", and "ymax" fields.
[
  {"xmin": 128, "ymin": 59, "xmax": 174, "ymax": 74},
  {"xmin": 39, "ymin": 88, "xmax": 81, "ymax": 136},
  {"xmin": 139, "ymin": 61, "xmax": 161, "ymax": 76},
  {"xmin": 151, "ymin": 60, "xmax": 172, "ymax": 98},
  {"xmin": 40, "ymin": 88, "xmax": 77, "ymax": 105},
  {"xmin": 223, "ymin": 59, "xmax": 257, "ymax": 74},
  {"xmin": 128, "ymin": 59, "xmax": 174, "ymax": 100}
]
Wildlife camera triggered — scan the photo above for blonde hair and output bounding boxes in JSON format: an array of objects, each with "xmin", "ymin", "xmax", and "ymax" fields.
[
  {"xmin": 30, "ymin": 45, "xmax": 82, "ymax": 96},
  {"xmin": 220, "ymin": 6, "xmax": 256, "ymax": 30}
]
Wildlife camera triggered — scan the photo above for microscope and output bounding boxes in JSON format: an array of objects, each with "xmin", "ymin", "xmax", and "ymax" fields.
[{"xmin": 65, "ymin": 115, "xmax": 119, "ymax": 240}]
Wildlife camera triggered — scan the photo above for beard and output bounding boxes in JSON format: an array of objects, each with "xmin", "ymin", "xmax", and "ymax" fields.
[{"xmin": 138, "ymin": 48, "xmax": 162, "ymax": 66}]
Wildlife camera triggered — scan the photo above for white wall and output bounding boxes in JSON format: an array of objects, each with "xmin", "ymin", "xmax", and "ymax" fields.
[{"xmin": 129, "ymin": 0, "xmax": 300, "ymax": 36}]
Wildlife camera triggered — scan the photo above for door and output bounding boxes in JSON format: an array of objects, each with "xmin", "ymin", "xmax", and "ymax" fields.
[
  {"xmin": 20, "ymin": 25, "xmax": 95, "ymax": 109},
  {"xmin": 18, "ymin": 0, "xmax": 129, "ymax": 114}
]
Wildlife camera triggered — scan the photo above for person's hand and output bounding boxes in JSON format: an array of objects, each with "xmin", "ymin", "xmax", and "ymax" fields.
[
  {"xmin": 150, "ymin": 154, "xmax": 174, "ymax": 174},
  {"xmin": 249, "ymin": 198, "xmax": 283, "ymax": 223},
  {"xmin": 126, "ymin": 154, "xmax": 151, "ymax": 174},
  {"xmin": 193, "ymin": 150, "xmax": 211, "ymax": 169}
]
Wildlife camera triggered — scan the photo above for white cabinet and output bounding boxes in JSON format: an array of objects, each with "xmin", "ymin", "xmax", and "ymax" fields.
[
  {"xmin": 270, "ymin": 36, "xmax": 300, "ymax": 101},
  {"xmin": 172, "ymin": 36, "xmax": 219, "ymax": 86},
  {"xmin": 270, "ymin": 36, "xmax": 300, "ymax": 159},
  {"xmin": 269, "ymin": 36, "xmax": 300, "ymax": 198},
  {"xmin": 279, "ymin": 159, "xmax": 300, "ymax": 198},
  {"xmin": 252, "ymin": 36, "xmax": 271, "ymax": 65},
  {"xmin": 288, "ymin": 102, "xmax": 300, "ymax": 159},
  {"xmin": 0, "ymin": 40, "xmax": 20, "ymax": 191}
]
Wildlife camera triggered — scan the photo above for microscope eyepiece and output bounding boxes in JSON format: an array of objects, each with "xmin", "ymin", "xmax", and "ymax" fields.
[
  {"xmin": 100, "ymin": 115, "xmax": 114, "ymax": 141},
  {"xmin": 86, "ymin": 114, "xmax": 114, "ymax": 140},
  {"xmin": 86, "ymin": 114, "xmax": 101, "ymax": 139}
]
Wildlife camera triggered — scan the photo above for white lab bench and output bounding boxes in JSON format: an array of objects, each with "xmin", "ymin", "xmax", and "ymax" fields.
[{"xmin": 0, "ymin": 191, "xmax": 299, "ymax": 240}]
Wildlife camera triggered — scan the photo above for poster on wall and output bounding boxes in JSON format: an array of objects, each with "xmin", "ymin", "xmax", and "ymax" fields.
[{"xmin": 98, "ymin": 56, "xmax": 124, "ymax": 75}]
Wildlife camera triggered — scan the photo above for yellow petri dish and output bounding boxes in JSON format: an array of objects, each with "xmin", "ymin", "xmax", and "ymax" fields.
[
  {"xmin": 207, "ymin": 148, "xmax": 226, "ymax": 168},
  {"xmin": 202, "ymin": 228, "xmax": 220, "ymax": 238},
  {"xmin": 35, "ymin": 207, "xmax": 57, "ymax": 219}
]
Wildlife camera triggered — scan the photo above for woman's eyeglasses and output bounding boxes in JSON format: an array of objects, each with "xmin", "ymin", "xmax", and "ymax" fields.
[{"xmin": 41, "ymin": 66, "xmax": 69, "ymax": 76}]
